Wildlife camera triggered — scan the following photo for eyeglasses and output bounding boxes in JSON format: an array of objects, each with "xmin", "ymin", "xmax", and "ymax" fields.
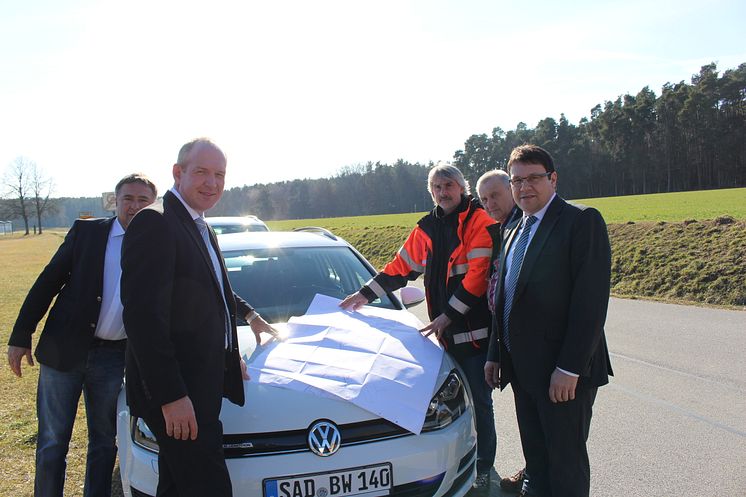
[{"xmin": 509, "ymin": 172, "xmax": 552, "ymax": 188}]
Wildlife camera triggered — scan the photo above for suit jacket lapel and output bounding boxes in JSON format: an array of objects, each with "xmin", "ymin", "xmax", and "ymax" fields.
[
  {"xmin": 164, "ymin": 191, "xmax": 223, "ymax": 294},
  {"xmin": 514, "ymin": 196, "xmax": 565, "ymax": 300},
  {"xmin": 92, "ymin": 218, "xmax": 115, "ymax": 287}
]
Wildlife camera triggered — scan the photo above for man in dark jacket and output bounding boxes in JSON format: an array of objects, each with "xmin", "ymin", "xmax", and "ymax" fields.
[
  {"xmin": 121, "ymin": 138, "xmax": 275, "ymax": 497},
  {"xmin": 485, "ymin": 145, "xmax": 613, "ymax": 497},
  {"xmin": 7, "ymin": 173, "xmax": 157, "ymax": 497},
  {"xmin": 476, "ymin": 169, "xmax": 528, "ymax": 494}
]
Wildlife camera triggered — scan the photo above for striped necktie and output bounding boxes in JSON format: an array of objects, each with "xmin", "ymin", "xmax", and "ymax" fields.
[{"xmin": 502, "ymin": 215, "xmax": 537, "ymax": 352}]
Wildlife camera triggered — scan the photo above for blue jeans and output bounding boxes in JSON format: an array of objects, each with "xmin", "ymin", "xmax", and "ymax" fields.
[
  {"xmin": 35, "ymin": 345, "xmax": 125, "ymax": 497},
  {"xmin": 457, "ymin": 351, "xmax": 497, "ymax": 474}
]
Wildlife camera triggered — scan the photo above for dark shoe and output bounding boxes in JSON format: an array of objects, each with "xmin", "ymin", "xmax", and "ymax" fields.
[
  {"xmin": 517, "ymin": 489, "xmax": 540, "ymax": 497},
  {"xmin": 472, "ymin": 471, "xmax": 490, "ymax": 492},
  {"xmin": 500, "ymin": 467, "xmax": 526, "ymax": 493}
]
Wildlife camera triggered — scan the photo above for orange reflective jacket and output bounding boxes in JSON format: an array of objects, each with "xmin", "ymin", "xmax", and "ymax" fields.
[{"xmin": 361, "ymin": 196, "xmax": 495, "ymax": 358}]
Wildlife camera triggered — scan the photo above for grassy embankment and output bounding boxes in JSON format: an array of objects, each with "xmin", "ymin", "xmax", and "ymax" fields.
[
  {"xmin": 0, "ymin": 187, "xmax": 743, "ymax": 496},
  {"xmin": 270, "ymin": 187, "xmax": 746, "ymax": 308}
]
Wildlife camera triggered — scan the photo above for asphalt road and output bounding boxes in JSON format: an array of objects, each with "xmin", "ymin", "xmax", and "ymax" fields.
[{"xmin": 407, "ymin": 294, "xmax": 746, "ymax": 496}]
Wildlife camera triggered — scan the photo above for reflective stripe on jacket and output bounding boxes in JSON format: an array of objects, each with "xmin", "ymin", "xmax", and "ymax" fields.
[{"xmin": 361, "ymin": 196, "xmax": 495, "ymax": 358}]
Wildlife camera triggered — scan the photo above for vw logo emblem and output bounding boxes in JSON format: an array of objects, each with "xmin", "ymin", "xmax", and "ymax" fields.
[{"xmin": 308, "ymin": 420, "xmax": 341, "ymax": 457}]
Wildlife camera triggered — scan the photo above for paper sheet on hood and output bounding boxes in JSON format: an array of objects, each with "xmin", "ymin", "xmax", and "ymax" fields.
[{"xmin": 246, "ymin": 294, "xmax": 444, "ymax": 434}]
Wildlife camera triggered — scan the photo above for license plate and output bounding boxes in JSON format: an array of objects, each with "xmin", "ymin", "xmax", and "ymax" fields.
[{"xmin": 263, "ymin": 463, "xmax": 393, "ymax": 497}]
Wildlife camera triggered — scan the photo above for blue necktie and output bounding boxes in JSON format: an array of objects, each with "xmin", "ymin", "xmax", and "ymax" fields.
[
  {"xmin": 502, "ymin": 215, "xmax": 537, "ymax": 352},
  {"xmin": 195, "ymin": 217, "xmax": 232, "ymax": 350}
]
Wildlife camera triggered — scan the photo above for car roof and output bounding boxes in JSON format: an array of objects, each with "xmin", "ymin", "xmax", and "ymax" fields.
[{"xmin": 217, "ymin": 231, "xmax": 351, "ymax": 251}]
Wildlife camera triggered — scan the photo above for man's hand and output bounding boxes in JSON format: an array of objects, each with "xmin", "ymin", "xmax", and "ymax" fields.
[
  {"xmin": 484, "ymin": 361, "xmax": 500, "ymax": 389},
  {"xmin": 7, "ymin": 346, "xmax": 34, "ymax": 378},
  {"xmin": 419, "ymin": 313, "xmax": 452, "ymax": 340},
  {"xmin": 161, "ymin": 396, "xmax": 198, "ymax": 441},
  {"xmin": 240, "ymin": 358, "xmax": 251, "ymax": 381},
  {"xmin": 250, "ymin": 315, "xmax": 281, "ymax": 343},
  {"xmin": 339, "ymin": 292, "xmax": 368, "ymax": 311},
  {"xmin": 548, "ymin": 368, "xmax": 578, "ymax": 403}
]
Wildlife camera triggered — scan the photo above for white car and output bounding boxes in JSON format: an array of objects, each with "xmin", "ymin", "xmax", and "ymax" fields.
[
  {"xmin": 207, "ymin": 215, "xmax": 270, "ymax": 233},
  {"xmin": 117, "ymin": 227, "xmax": 477, "ymax": 497}
]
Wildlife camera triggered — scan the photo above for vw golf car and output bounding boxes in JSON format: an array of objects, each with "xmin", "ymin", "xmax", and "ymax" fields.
[{"xmin": 117, "ymin": 228, "xmax": 477, "ymax": 497}]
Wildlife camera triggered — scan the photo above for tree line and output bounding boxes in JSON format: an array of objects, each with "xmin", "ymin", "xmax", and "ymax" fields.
[
  {"xmin": 453, "ymin": 62, "xmax": 746, "ymax": 199},
  {"xmin": 3, "ymin": 62, "xmax": 744, "ymax": 228}
]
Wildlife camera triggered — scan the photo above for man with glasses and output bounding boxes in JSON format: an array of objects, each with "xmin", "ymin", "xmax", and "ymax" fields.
[{"xmin": 484, "ymin": 145, "xmax": 613, "ymax": 497}]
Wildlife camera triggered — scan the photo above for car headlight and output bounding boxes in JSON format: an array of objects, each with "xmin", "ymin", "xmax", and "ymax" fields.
[
  {"xmin": 421, "ymin": 370, "xmax": 468, "ymax": 432},
  {"xmin": 131, "ymin": 417, "xmax": 159, "ymax": 453}
]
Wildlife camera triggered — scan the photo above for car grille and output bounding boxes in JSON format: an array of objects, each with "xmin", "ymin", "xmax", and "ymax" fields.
[
  {"xmin": 390, "ymin": 473, "xmax": 444, "ymax": 496},
  {"xmin": 441, "ymin": 461, "xmax": 474, "ymax": 497},
  {"xmin": 388, "ymin": 445, "xmax": 474, "ymax": 497},
  {"xmin": 223, "ymin": 418, "xmax": 411, "ymax": 458},
  {"xmin": 457, "ymin": 443, "xmax": 476, "ymax": 472}
]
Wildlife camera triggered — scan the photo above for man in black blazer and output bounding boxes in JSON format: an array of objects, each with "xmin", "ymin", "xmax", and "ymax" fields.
[
  {"xmin": 485, "ymin": 145, "xmax": 613, "ymax": 497},
  {"xmin": 7, "ymin": 174, "xmax": 157, "ymax": 497},
  {"xmin": 476, "ymin": 169, "xmax": 528, "ymax": 494},
  {"xmin": 121, "ymin": 138, "xmax": 274, "ymax": 497}
]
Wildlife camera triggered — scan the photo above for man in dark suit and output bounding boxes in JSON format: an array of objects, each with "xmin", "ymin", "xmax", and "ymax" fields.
[
  {"xmin": 476, "ymin": 169, "xmax": 528, "ymax": 494},
  {"xmin": 121, "ymin": 138, "xmax": 274, "ymax": 497},
  {"xmin": 484, "ymin": 145, "xmax": 613, "ymax": 497},
  {"xmin": 7, "ymin": 173, "xmax": 157, "ymax": 497}
]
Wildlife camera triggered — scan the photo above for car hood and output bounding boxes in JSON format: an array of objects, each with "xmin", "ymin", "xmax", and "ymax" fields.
[{"xmin": 220, "ymin": 325, "xmax": 452, "ymax": 435}]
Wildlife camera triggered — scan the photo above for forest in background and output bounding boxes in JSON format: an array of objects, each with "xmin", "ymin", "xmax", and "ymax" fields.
[{"xmin": 4, "ymin": 62, "xmax": 744, "ymax": 228}]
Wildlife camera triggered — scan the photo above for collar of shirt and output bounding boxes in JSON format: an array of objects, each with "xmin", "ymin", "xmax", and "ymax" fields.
[
  {"xmin": 503, "ymin": 192, "xmax": 557, "ymax": 282},
  {"xmin": 110, "ymin": 217, "xmax": 125, "ymax": 238},
  {"xmin": 169, "ymin": 186, "xmax": 202, "ymax": 222}
]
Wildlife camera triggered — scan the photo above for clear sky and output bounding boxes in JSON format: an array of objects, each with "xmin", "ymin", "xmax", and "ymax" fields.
[{"xmin": 2, "ymin": 0, "xmax": 744, "ymax": 198}]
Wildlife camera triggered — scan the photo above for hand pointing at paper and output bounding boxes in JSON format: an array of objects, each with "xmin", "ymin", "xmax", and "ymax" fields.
[{"xmin": 340, "ymin": 292, "xmax": 369, "ymax": 311}]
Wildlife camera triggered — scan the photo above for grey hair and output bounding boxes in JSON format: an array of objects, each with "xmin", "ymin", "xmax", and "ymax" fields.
[
  {"xmin": 176, "ymin": 138, "xmax": 226, "ymax": 167},
  {"xmin": 476, "ymin": 169, "xmax": 510, "ymax": 194},
  {"xmin": 427, "ymin": 161, "xmax": 470, "ymax": 195}
]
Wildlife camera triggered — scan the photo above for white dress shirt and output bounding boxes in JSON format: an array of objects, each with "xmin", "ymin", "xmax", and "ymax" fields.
[
  {"xmin": 503, "ymin": 192, "xmax": 556, "ymax": 279},
  {"xmin": 94, "ymin": 219, "xmax": 127, "ymax": 340}
]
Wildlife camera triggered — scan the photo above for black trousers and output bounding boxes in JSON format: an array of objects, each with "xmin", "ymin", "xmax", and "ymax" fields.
[
  {"xmin": 144, "ymin": 409, "xmax": 232, "ymax": 497},
  {"xmin": 512, "ymin": 375, "xmax": 597, "ymax": 497}
]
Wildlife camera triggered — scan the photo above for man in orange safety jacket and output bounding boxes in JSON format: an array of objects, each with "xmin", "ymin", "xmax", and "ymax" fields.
[{"xmin": 341, "ymin": 162, "xmax": 497, "ymax": 493}]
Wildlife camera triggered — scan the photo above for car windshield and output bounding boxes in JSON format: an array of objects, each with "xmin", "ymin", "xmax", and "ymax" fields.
[
  {"xmin": 223, "ymin": 246, "xmax": 398, "ymax": 324},
  {"xmin": 212, "ymin": 224, "xmax": 268, "ymax": 234}
]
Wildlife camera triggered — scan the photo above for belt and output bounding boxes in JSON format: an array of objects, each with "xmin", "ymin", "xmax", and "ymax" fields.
[{"xmin": 90, "ymin": 337, "xmax": 127, "ymax": 349}]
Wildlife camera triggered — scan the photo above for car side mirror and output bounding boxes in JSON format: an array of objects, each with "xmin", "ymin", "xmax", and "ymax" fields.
[{"xmin": 399, "ymin": 286, "xmax": 426, "ymax": 308}]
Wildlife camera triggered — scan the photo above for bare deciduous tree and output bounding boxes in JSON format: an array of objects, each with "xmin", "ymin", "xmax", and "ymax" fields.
[
  {"xmin": 2, "ymin": 156, "xmax": 33, "ymax": 235},
  {"xmin": 2, "ymin": 157, "xmax": 56, "ymax": 235},
  {"xmin": 30, "ymin": 162, "xmax": 56, "ymax": 234}
]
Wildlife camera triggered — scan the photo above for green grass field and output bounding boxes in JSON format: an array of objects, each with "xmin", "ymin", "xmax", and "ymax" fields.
[
  {"xmin": 0, "ymin": 187, "xmax": 743, "ymax": 496},
  {"xmin": 573, "ymin": 187, "xmax": 746, "ymax": 223},
  {"xmin": 268, "ymin": 187, "xmax": 746, "ymax": 231}
]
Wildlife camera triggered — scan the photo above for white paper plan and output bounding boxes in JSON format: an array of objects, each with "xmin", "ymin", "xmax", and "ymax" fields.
[{"xmin": 246, "ymin": 294, "xmax": 444, "ymax": 434}]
